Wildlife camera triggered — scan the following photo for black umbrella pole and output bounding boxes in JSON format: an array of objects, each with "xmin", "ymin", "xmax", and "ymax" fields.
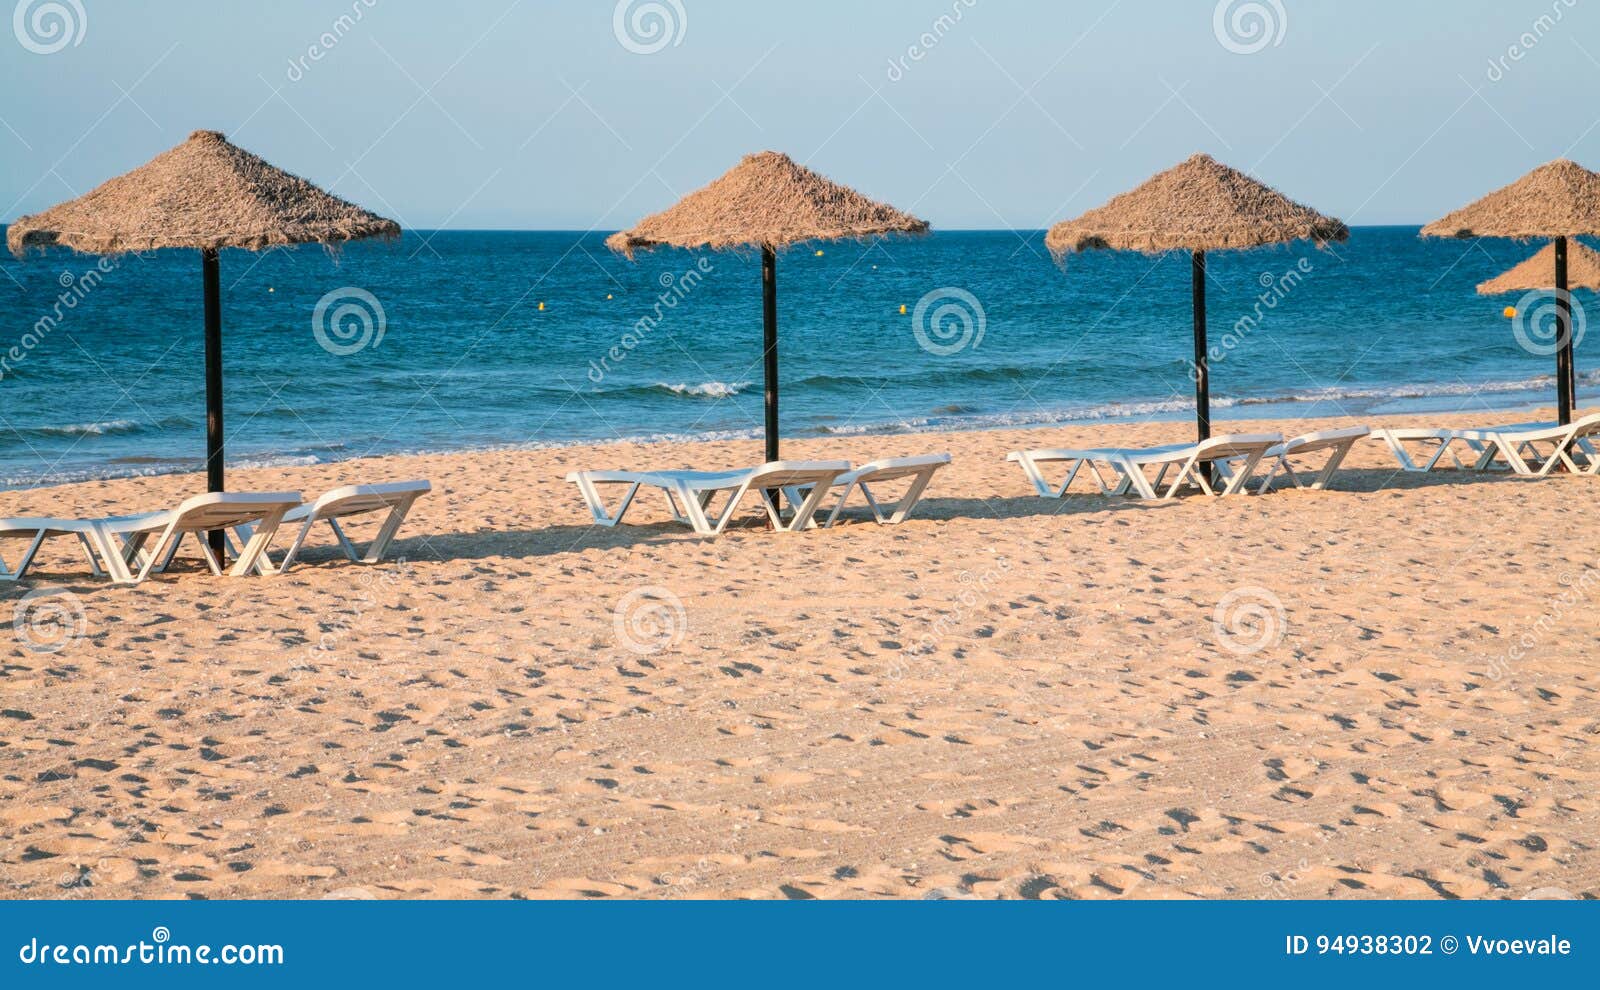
[
  {"xmin": 203, "ymin": 249, "xmax": 226, "ymax": 558},
  {"xmin": 1192, "ymin": 250, "xmax": 1211, "ymax": 443},
  {"xmin": 762, "ymin": 246, "xmax": 779, "ymax": 463},
  {"xmin": 1555, "ymin": 236, "xmax": 1573, "ymax": 427}
]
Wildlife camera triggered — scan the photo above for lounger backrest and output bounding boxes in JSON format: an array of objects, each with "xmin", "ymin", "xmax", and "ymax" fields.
[
  {"xmin": 172, "ymin": 492, "xmax": 302, "ymax": 528},
  {"xmin": 853, "ymin": 454, "xmax": 952, "ymax": 481},
  {"xmin": 312, "ymin": 481, "xmax": 431, "ymax": 518},
  {"xmin": 1196, "ymin": 434, "xmax": 1281, "ymax": 459},
  {"xmin": 750, "ymin": 461, "xmax": 851, "ymax": 487}
]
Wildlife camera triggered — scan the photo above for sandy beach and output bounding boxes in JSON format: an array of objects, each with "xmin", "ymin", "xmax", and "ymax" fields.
[{"xmin": 1, "ymin": 409, "xmax": 1595, "ymax": 900}]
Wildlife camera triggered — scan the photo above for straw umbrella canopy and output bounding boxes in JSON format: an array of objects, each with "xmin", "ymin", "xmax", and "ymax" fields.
[
  {"xmin": 1047, "ymin": 153, "xmax": 1347, "ymax": 444},
  {"xmin": 8, "ymin": 130, "xmax": 398, "ymax": 549},
  {"xmin": 1423, "ymin": 158, "xmax": 1600, "ymax": 424},
  {"xmin": 1477, "ymin": 240, "xmax": 1600, "ymax": 295},
  {"xmin": 607, "ymin": 151, "xmax": 928, "ymax": 462}
]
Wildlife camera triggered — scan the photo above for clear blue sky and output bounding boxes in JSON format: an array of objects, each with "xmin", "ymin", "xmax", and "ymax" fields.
[{"xmin": 2, "ymin": 0, "xmax": 1596, "ymax": 230}]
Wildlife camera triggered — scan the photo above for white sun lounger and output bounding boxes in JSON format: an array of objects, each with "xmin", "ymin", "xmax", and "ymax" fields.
[
  {"xmin": 781, "ymin": 453, "xmax": 952, "ymax": 527},
  {"xmin": 1471, "ymin": 414, "xmax": 1600, "ymax": 476},
  {"xmin": 1008, "ymin": 433, "xmax": 1282, "ymax": 500},
  {"xmin": 99, "ymin": 491, "xmax": 303, "ymax": 584},
  {"xmin": 0, "ymin": 517, "xmax": 125, "ymax": 582},
  {"xmin": 1234, "ymin": 426, "xmax": 1372, "ymax": 493},
  {"xmin": 1372, "ymin": 417, "xmax": 1600, "ymax": 475},
  {"xmin": 232, "ymin": 480, "xmax": 431, "ymax": 572},
  {"xmin": 568, "ymin": 460, "xmax": 851, "ymax": 537},
  {"xmin": 1371, "ymin": 420, "xmax": 1552, "ymax": 473}
]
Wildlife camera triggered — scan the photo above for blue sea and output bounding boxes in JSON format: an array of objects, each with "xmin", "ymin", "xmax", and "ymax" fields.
[{"xmin": 0, "ymin": 227, "xmax": 1590, "ymax": 488}]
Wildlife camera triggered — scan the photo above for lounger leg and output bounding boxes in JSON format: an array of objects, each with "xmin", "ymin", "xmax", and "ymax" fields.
[
  {"xmin": 359, "ymin": 497, "xmax": 416, "ymax": 563},
  {"xmin": 1013, "ymin": 454, "xmax": 1053, "ymax": 497},
  {"xmin": 785, "ymin": 479, "xmax": 836, "ymax": 532},
  {"xmin": 1374, "ymin": 431, "xmax": 1421, "ymax": 472},
  {"xmin": 677, "ymin": 482, "xmax": 718, "ymax": 536},
  {"xmin": 0, "ymin": 532, "xmax": 48, "ymax": 582},
  {"xmin": 1079, "ymin": 460, "xmax": 1128, "ymax": 496},
  {"xmin": 88, "ymin": 524, "xmax": 135, "ymax": 584},
  {"xmin": 572, "ymin": 476, "xmax": 641, "ymax": 527},
  {"xmin": 1255, "ymin": 456, "xmax": 1288, "ymax": 494},
  {"xmin": 1308, "ymin": 442, "xmax": 1354, "ymax": 491},
  {"xmin": 823, "ymin": 482, "xmax": 856, "ymax": 528},
  {"xmin": 132, "ymin": 524, "xmax": 183, "ymax": 583},
  {"xmin": 274, "ymin": 518, "xmax": 316, "ymax": 573},
  {"xmin": 230, "ymin": 508, "xmax": 290, "ymax": 577},
  {"xmin": 1220, "ymin": 452, "xmax": 1265, "ymax": 495},
  {"xmin": 197, "ymin": 532, "xmax": 226, "ymax": 576},
  {"xmin": 72, "ymin": 532, "xmax": 111, "ymax": 579},
  {"xmin": 883, "ymin": 469, "xmax": 936, "ymax": 524},
  {"xmin": 1014, "ymin": 454, "xmax": 1080, "ymax": 498},
  {"xmin": 1113, "ymin": 459, "xmax": 1155, "ymax": 500}
]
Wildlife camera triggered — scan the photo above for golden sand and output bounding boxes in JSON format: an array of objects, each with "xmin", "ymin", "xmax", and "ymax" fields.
[{"xmin": 1, "ymin": 410, "xmax": 1595, "ymax": 899}]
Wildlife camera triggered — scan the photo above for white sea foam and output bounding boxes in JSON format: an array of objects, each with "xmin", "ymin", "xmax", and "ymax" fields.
[{"xmin": 654, "ymin": 381, "xmax": 750, "ymax": 398}]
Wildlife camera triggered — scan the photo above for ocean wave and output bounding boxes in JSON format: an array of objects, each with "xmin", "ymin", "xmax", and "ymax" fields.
[
  {"xmin": 33, "ymin": 418, "xmax": 145, "ymax": 437},
  {"xmin": 3, "ymin": 416, "xmax": 198, "ymax": 442},
  {"xmin": 1228, "ymin": 374, "xmax": 1574, "ymax": 407},
  {"xmin": 651, "ymin": 381, "xmax": 751, "ymax": 398}
]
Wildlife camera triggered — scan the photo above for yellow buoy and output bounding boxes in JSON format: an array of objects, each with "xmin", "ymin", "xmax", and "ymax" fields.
[
  {"xmin": 538, "ymin": 302, "xmax": 545, "ymax": 311},
  {"xmin": 606, "ymin": 294, "xmax": 613, "ymax": 300},
  {"xmin": 815, "ymin": 249, "xmax": 824, "ymax": 256},
  {"xmin": 267, "ymin": 287, "xmax": 274, "ymax": 293},
  {"xmin": 899, "ymin": 304, "xmax": 907, "ymax": 315},
  {"xmin": 1503, "ymin": 306, "xmax": 1517, "ymax": 319}
]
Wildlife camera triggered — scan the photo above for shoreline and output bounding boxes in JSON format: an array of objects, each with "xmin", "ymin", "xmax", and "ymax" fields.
[{"xmin": 3, "ymin": 382, "xmax": 1590, "ymax": 491}]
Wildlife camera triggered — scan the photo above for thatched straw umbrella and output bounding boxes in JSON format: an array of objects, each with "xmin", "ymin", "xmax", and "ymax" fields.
[
  {"xmin": 1423, "ymin": 159, "xmax": 1600, "ymax": 425},
  {"xmin": 607, "ymin": 151, "xmax": 928, "ymax": 462},
  {"xmin": 8, "ymin": 130, "xmax": 398, "ymax": 552},
  {"xmin": 1046, "ymin": 153, "xmax": 1347, "ymax": 444},
  {"xmin": 1477, "ymin": 240, "xmax": 1600, "ymax": 294}
]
